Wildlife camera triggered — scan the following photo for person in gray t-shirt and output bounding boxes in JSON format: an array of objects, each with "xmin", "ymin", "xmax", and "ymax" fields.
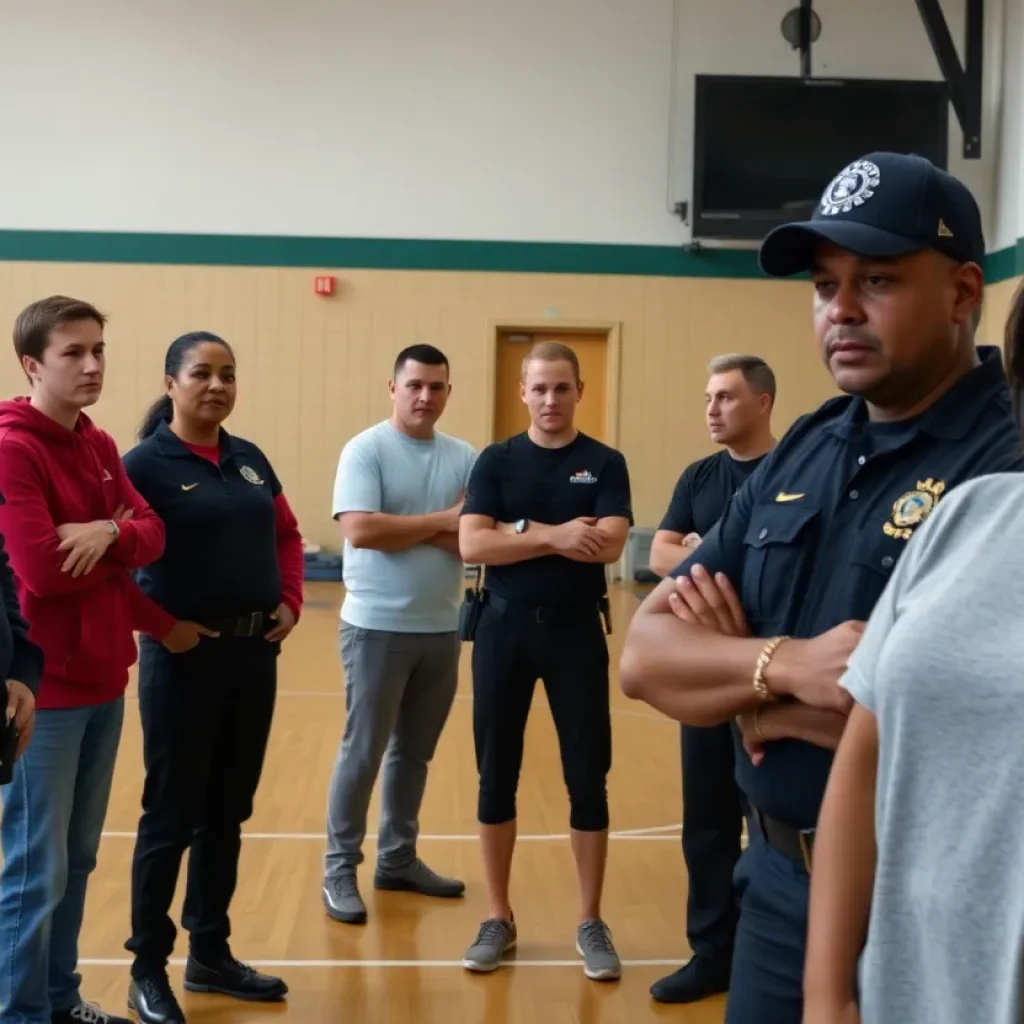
[
  {"xmin": 805, "ymin": 468, "xmax": 1024, "ymax": 1024},
  {"xmin": 322, "ymin": 344, "xmax": 476, "ymax": 926}
]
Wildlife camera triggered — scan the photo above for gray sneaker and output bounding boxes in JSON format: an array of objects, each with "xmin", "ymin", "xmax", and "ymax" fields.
[
  {"xmin": 374, "ymin": 858, "xmax": 465, "ymax": 898},
  {"xmin": 576, "ymin": 919, "xmax": 621, "ymax": 981},
  {"xmin": 322, "ymin": 871, "xmax": 367, "ymax": 924},
  {"xmin": 462, "ymin": 917, "xmax": 517, "ymax": 973}
]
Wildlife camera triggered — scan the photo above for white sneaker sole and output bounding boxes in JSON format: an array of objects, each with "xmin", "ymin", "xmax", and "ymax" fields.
[
  {"xmin": 462, "ymin": 937, "xmax": 517, "ymax": 973},
  {"xmin": 575, "ymin": 941, "xmax": 622, "ymax": 981}
]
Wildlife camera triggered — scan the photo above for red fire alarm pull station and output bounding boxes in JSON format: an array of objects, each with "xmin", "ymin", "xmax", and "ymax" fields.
[{"xmin": 314, "ymin": 275, "xmax": 335, "ymax": 296}]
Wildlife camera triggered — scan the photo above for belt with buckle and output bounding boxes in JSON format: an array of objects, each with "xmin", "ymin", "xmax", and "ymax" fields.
[
  {"xmin": 484, "ymin": 591, "xmax": 601, "ymax": 625},
  {"xmin": 201, "ymin": 611, "xmax": 269, "ymax": 638},
  {"xmin": 753, "ymin": 808, "xmax": 815, "ymax": 872}
]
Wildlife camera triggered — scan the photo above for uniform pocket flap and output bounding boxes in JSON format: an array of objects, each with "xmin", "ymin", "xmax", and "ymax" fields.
[{"xmin": 743, "ymin": 504, "xmax": 819, "ymax": 549}]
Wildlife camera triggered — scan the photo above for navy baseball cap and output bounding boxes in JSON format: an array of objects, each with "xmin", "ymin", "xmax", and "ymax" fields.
[{"xmin": 758, "ymin": 152, "xmax": 986, "ymax": 277}]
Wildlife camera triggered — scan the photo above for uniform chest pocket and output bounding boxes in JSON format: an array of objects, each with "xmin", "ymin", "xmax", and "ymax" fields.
[{"xmin": 741, "ymin": 504, "xmax": 820, "ymax": 628}]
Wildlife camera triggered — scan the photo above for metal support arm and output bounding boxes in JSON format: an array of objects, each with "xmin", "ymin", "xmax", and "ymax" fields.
[{"xmin": 914, "ymin": 0, "xmax": 984, "ymax": 158}]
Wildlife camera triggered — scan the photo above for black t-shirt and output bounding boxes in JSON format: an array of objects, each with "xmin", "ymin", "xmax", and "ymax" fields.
[
  {"xmin": 461, "ymin": 431, "xmax": 633, "ymax": 607},
  {"xmin": 659, "ymin": 449, "xmax": 768, "ymax": 539}
]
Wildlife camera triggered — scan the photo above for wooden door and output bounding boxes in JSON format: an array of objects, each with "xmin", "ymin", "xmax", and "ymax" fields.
[{"xmin": 493, "ymin": 331, "xmax": 609, "ymax": 442}]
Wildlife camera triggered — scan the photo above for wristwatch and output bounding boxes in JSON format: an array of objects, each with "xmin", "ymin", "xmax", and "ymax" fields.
[
  {"xmin": 514, "ymin": 519, "xmax": 529, "ymax": 534},
  {"xmin": 104, "ymin": 520, "xmax": 120, "ymax": 540}
]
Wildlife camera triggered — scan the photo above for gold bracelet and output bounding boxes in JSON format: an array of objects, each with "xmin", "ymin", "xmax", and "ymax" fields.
[{"xmin": 753, "ymin": 635, "xmax": 789, "ymax": 703}]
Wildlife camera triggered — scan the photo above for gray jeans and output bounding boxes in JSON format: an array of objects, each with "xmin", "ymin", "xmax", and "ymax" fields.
[{"xmin": 325, "ymin": 622, "xmax": 460, "ymax": 878}]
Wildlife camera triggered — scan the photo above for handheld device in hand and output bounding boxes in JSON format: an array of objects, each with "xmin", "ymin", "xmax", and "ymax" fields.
[{"xmin": 0, "ymin": 716, "xmax": 18, "ymax": 786}]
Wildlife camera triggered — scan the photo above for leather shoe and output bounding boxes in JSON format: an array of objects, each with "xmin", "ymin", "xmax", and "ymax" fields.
[
  {"xmin": 127, "ymin": 973, "xmax": 186, "ymax": 1023},
  {"xmin": 184, "ymin": 952, "xmax": 287, "ymax": 1002}
]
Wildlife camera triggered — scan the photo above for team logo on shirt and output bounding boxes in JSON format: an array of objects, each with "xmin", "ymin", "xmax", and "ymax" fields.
[
  {"xmin": 569, "ymin": 470, "xmax": 598, "ymax": 484},
  {"xmin": 820, "ymin": 159, "xmax": 881, "ymax": 216},
  {"xmin": 240, "ymin": 465, "xmax": 264, "ymax": 485},
  {"xmin": 883, "ymin": 478, "xmax": 946, "ymax": 540}
]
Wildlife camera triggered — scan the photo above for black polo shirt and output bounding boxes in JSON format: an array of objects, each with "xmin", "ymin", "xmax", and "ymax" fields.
[
  {"xmin": 123, "ymin": 421, "xmax": 283, "ymax": 620},
  {"xmin": 462, "ymin": 431, "xmax": 633, "ymax": 607},
  {"xmin": 659, "ymin": 450, "xmax": 769, "ymax": 540},
  {"xmin": 669, "ymin": 346, "xmax": 1023, "ymax": 829}
]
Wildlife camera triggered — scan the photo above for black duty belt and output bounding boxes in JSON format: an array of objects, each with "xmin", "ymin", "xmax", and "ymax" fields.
[
  {"xmin": 484, "ymin": 591, "xmax": 612, "ymax": 634},
  {"xmin": 201, "ymin": 611, "xmax": 272, "ymax": 638},
  {"xmin": 752, "ymin": 808, "xmax": 815, "ymax": 873}
]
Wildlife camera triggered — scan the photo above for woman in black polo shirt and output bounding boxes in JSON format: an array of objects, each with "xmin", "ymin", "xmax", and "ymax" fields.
[{"xmin": 121, "ymin": 331, "xmax": 304, "ymax": 1024}]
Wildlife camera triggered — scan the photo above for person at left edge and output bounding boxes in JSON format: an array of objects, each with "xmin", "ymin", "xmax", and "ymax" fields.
[
  {"xmin": 0, "ymin": 296, "xmax": 184, "ymax": 1024},
  {"xmin": 121, "ymin": 332, "xmax": 303, "ymax": 1024}
]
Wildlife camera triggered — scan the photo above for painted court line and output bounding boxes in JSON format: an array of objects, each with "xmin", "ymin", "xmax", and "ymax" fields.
[
  {"xmin": 79, "ymin": 957, "xmax": 683, "ymax": 969},
  {"xmin": 100, "ymin": 828, "xmax": 681, "ymax": 842}
]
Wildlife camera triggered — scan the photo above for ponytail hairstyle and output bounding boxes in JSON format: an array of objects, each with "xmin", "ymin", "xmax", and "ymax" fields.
[
  {"xmin": 1005, "ymin": 279, "xmax": 1024, "ymax": 433},
  {"xmin": 138, "ymin": 330, "xmax": 235, "ymax": 440}
]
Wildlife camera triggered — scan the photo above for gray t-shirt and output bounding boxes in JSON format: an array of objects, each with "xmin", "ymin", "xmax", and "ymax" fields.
[
  {"xmin": 840, "ymin": 471, "xmax": 1024, "ymax": 1024},
  {"xmin": 332, "ymin": 420, "xmax": 476, "ymax": 633}
]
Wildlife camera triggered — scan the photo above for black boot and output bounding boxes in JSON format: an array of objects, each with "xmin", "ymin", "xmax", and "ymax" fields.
[
  {"xmin": 650, "ymin": 954, "xmax": 731, "ymax": 1004},
  {"xmin": 184, "ymin": 951, "xmax": 288, "ymax": 1002},
  {"xmin": 127, "ymin": 971, "xmax": 186, "ymax": 1024}
]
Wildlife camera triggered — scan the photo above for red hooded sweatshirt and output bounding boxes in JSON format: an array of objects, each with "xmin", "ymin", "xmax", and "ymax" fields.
[{"xmin": 0, "ymin": 398, "xmax": 175, "ymax": 709}]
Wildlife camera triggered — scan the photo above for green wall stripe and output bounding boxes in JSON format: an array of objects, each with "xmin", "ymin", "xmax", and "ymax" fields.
[{"xmin": 0, "ymin": 228, "xmax": 1020, "ymax": 283}]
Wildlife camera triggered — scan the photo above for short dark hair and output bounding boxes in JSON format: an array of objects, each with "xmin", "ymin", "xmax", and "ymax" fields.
[
  {"xmin": 138, "ymin": 331, "xmax": 235, "ymax": 439},
  {"xmin": 13, "ymin": 295, "xmax": 106, "ymax": 364},
  {"xmin": 394, "ymin": 344, "xmax": 449, "ymax": 378},
  {"xmin": 707, "ymin": 353, "xmax": 777, "ymax": 406},
  {"xmin": 521, "ymin": 340, "xmax": 581, "ymax": 383}
]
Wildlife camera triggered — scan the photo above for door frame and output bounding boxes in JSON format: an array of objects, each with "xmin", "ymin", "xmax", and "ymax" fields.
[{"xmin": 484, "ymin": 318, "xmax": 623, "ymax": 445}]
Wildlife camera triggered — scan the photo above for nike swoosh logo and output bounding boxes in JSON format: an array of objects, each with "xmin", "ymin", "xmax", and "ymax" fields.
[
  {"xmin": 775, "ymin": 492, "xmax": 805, "ymax": 503},
  {"xmin": 181, "ymin": 483, "xmax": 199, "ymax": 492}
]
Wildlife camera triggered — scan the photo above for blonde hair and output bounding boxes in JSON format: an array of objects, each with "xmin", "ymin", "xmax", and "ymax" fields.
[{"xmin": 521, "ymin": 340, "xmax": 581, "ymax": 382}]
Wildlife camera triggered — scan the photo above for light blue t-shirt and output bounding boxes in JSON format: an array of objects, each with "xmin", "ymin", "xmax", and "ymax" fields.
[{"xmin": 332, "ymin": 420, "xmax": 476, "ymax": 633}]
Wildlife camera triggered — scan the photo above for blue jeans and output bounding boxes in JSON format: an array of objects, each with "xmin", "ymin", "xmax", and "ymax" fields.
[{"xmin": 0, "ymin": 697, "xmax": 124, "ymax": 1024}]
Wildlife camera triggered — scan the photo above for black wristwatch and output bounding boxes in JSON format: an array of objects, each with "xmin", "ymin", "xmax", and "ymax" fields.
[{"xmin": 514, "ymin": 519, "xmax": 529, "ymax": 534}]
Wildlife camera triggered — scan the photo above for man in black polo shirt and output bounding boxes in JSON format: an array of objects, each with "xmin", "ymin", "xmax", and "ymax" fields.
[
  {"xmin": 620, "ymin": 151, "xmax": 1023, "ymax": 1024},
  {"xmin": 649, "ymin": 353, "xmax": 777, "ymax": 1006},
  {"xmin": 458, "ymin": 340, "xmax": 632, "ymax": 982}
]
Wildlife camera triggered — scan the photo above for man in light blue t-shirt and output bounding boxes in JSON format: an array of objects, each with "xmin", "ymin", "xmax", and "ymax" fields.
[{"xmin": 323, "ymin": 344, "xmax": 476, "ymax": 925}]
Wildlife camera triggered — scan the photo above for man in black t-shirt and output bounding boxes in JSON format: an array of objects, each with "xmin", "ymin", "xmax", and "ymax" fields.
[
  {"xmin": 458, "ymin": 340, "xmax": 633, "ymax": 983},
  {"xmin": 649, "ymin": 354, "xmax": 776, "ymax": 1006}
]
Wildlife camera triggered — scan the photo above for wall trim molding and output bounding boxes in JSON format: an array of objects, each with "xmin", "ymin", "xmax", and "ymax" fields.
[{"xmin": 0, "ymin": 229, "xmax": 1020, "ymax": 283}]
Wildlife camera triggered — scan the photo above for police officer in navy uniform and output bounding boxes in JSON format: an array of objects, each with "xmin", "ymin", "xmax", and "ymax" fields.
[
  {"xmin": 620, "ymin": 152, "xmax": 1024, "ymax": 1024},
  {"xmin": 458, "ymin": 340, "xmax": 632, "ymax": 981},
  {"xmin": 648, "ymin": 353, "xmax": 777, "ymax": 1006},
  {"xmin": 121, "ymin": 332, "xmax": 304, "ymax": 1024}
]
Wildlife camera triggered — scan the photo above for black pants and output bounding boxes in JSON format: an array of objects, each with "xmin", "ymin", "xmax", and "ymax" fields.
[
  {"xmin": 125, "ymin": 635, "xmax": 277, "ymax": 973},
  {"xmin": 471, "ymin": 600, "xmax": 611, "ymax": 832},
  {"xmin": 681, "ymin": 722, "xmax": 743, "ymax": 962}
]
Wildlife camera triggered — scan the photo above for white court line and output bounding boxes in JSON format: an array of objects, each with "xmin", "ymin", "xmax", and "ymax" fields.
[
  {"xmin": 79, "ymin": 957, "xmax": 683, "ymax": 969},
  {"xmin": 100, "ymin": 829, "xmax": 680, "ymax": 842}
]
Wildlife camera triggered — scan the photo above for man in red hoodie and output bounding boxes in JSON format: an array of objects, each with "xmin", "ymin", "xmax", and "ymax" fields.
[{"xmin": 0, "ymin": 296, "xmax": 210, "ymax": 1024}]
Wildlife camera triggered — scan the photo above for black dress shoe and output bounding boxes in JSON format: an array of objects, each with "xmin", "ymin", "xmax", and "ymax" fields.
[
  {"xmin": 127, "ymin": 973, "xmax": 186, "ymax": 1024},
  {"xmin": 184, "ymin": 952, "xmax": 288, "ymax": 1003},
  {"xmin": 650, "ymin": 954, "xmax": 731, "ymax": 1004}
]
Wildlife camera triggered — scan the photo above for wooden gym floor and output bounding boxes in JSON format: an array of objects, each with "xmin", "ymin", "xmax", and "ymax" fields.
[{"xmin": 75, "ymin": 582, "xmax": 727, "ymax": 1023}]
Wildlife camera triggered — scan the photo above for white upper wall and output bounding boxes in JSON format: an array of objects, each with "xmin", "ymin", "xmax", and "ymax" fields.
[
  {"xmin": 993, "ymin": 0, "xmax": 1024, "ymax": 249},
  {"xmin": 0, "ymin": 0, "xmax": 1014, "ymax": 248}
]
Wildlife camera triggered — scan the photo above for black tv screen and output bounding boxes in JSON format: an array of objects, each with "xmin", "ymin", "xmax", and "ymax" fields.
[{"xmin": 691, "ymin": 75, "xmax": 950, "ymax": 242}]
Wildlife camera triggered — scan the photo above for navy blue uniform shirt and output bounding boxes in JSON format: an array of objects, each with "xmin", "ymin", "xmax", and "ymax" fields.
[
  {"xmin": 462, "ymin": 431, "xmax": 633, "ymax": 607},
  {"xmin": 123, "ymin": 421, "xmax": 283, "ymax": 621},
  {"xmin": 669, "ymin": 346, "xmax": 1023, "ymax": 828}
]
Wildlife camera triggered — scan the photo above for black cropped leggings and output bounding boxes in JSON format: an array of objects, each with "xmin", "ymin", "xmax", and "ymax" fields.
[{"xmin": 471, "ymin": 598, "xmax": 612, "ymax": 832}]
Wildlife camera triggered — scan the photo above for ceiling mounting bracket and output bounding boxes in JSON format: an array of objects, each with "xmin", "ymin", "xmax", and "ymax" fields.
[{"xmin": 914, "ymin": 0, "xmax": 984, "ymax": 158}]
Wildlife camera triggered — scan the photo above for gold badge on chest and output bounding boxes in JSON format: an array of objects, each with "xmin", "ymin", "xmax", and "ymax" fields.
[{"xmin": 883, "ymin": 478, "xmax": 946, "ymax": 540}]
